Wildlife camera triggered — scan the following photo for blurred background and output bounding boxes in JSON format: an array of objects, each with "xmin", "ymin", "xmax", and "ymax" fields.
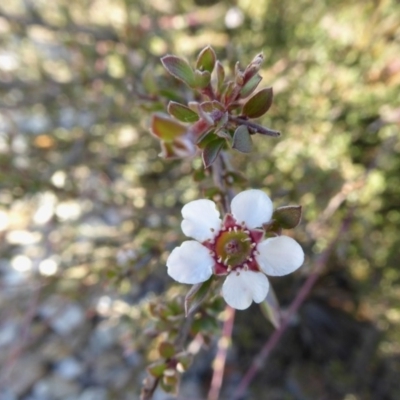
[{"xmin": 0, "ymin": 0, "xmax": 399, "ymax": 399}]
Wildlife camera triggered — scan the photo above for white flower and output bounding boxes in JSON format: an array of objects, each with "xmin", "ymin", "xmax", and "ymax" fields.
[{"xmin": 167, "ymin": 189, "xmax": 304, "ymax": 310}]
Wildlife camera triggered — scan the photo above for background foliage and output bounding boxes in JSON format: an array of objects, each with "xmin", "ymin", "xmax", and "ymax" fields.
[{"xmin": 0, "ymin": 0, "xmax": 399, "ymax": 399}]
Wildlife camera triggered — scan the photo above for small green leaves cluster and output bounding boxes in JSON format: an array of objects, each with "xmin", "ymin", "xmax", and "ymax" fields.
[
  {"xmin": 144, "ymin": 292, "xmax": 224, "ymax": 395},
  {"xmin": 150, "ymin": 46, "xmax": 280, "ymax": 167}
]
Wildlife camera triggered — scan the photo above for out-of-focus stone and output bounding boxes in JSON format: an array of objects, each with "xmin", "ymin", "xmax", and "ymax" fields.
[
  {"xmin": 55, "ymin": 357, "xmax": 84, "ymax": 380},
  {"xmin": 78, "ymin": 387, "xmax": 108, "ymax": 400},
  {"xmin": 6, "ymin": 355, "xmax": 46, "ymax": 396},
  {"xmin": 39, "ymin": 296, "xmax": 85, "ymax": 336},
  {"xmin": 32, "ymin": 374, "xmax": 80, "ymax": 399}
]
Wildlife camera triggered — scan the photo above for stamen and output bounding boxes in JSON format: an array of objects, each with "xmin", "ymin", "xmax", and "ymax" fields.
[
  {"xmin": 244, "ymin": 263, "xmax": 249, "ymax": 270},
  {"xmin": 217, "ymin": 257, "xmax": 222, "ymax": 263},
  {"xmin": 210, "ymin": 228, "xmax": 215, "ymax": 232},
  {"xmin": 234, "ymin": 226, "xmax": 238, "ymax": 232},
  {"xmin": 244, "ymin": 230, "xmax": 249, "ymax": 234},
  {"xmin": 247, "ymin": 257, "xmax": 253, "ymax": 262},
  {"xmin": 241, "ymin": 237, "xmax": 252, "ymax": 242},
  {"xmin": 227, "ymin": 266, "xmax": 232, "ymax": 272},
  {"xmin": 228, "ymin": 227, "xmax": 232, "ymax": 232},
  {"xmin": 224, "ymin": 257, "xmax": 230, "ymax": 265},
  {"xmin": 251, "ymin": 243, "xmax": 256, "ymax": 248}
]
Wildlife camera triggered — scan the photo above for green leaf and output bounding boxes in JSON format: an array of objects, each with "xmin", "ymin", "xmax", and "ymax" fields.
[
  {"xmin": 184, "ymin": 276, "xmax": 214, "ymax": 317},
  {"xmin": 259, "ymin": 286, "xmax": 281, "ymax": 329},
  {"xmin": 161, "ymin": 370, "xmax": 179, "ymax": 393},
  {"xmin": 216, "ymin": 61, "xmax": 225, "ymax": 93},
  {"xmin": 196, "ymin": 46, "xmax": 216, "ymax": 73},
  {"xmin": 142, "ymin": 65, "xmax": 158, "ymax": 95},
  {"xmin": 202, "ymin": 138, "xmax": 225, "ymax": 168},
  {"xmin": 175, "ymin": 351, "xmax": 193, "ymax": 372},
  {"xmin": 161, "ymin": 55, "xmax": 196, "ymax": 87},
  {"xmin": 242, "ymin": 87, "xmax": 273, "ymax": 118},
  {"xmin": 273, "ymin": 205, "xmax": 302, "ymax": 229},
  {"xmin": 167, "ymin": 101, "xmax": 199, "ymax": 123},
  {"xmin": 239, "ymin": 73, "xmax": 262, "ymax": 99},
  {"xmin": 158, "ymin": 342, "xmax": 176, "ymax": 359},
  {"xmin": 147, "ymin": 360, "xmax": 167, "ymax": 377},
  {"xmin": 150, "ymin": 113, "xmax": 187, "ymax": 142},
  {"xmin": 232, "ymin": 125, "xmax": 253, "ymax": 153},
  {"xmin": 195, "ymin": 69, "xmax": 211, "ymax": 88}
]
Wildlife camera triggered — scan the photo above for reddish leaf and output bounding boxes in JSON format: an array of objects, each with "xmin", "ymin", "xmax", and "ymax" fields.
[
  {"xmin": 242, "ymin": 87, "xmax": 273, "ymax": 118},
  {"xmin": 150, "ymin": 113, "xmax": 187, "ymax": 142},
  {"xmin": 161, "ymin": 55, "xmax": 196, "ymax": 87},
  {"xmin": 273, "ymin": 205, "xmax": 302, "ymax": 229},
  {"xmin": 158, "ymin": 342, "xmax": 176, "ymax": 359},
  {"xmin": 239, "ymin": 73, "xmax": 262, "ymax": 99},
  {"xmin": 202, "ymin": 138, "xmax": 225, "ymax": 168},
  {"xmin": 167, "ymin": 101, "xmax": 199, "ymax": 123}
]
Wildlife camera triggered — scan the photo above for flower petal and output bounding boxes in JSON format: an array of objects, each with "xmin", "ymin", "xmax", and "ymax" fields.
[
  {"xmin": 230, "ymin": 189, "xmax": 273, "ymax": 229},
  {"xmin": 181, "ymin": 199, "xmax": 221, "ymax": 242},
  {"xmin": 167, "ymin": 241, "xmax": 214, "ymax": 284},
  {"xmin": 222, "ymin": 270, "xmax": 269, "ymax": 310},
  {"xmin": 256, "ymin": 236, "xmax": 304, "ymax": 276}
]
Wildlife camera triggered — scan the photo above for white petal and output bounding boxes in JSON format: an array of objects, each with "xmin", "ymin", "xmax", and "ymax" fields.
[
  {"xmin": 167, "ymin": 241, "xmax": 214, "ymax": 284},
  {"xmin": 256, "ymin": 236, "xmax": 304, "ymax": 276},
  {"xmin": 181, "ymin": 199, "xmax": 221, "ymax": 242},
  {"xmin": 222, "ymin": 270, "xmax": 269, "ymax": 310},
  {"xmin": 230, "ymin": 189, "xmax": 273, "ymax": 229}
]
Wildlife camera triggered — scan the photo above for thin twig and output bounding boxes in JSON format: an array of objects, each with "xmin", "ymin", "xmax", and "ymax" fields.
[
  {"xmin": 208, "ymin": 305, "xmax": 236, "ymax": 400},
  {"xmin": 229, "ymin": 116, "xmax": 280, "ymax": 137},
  {"xmin": 232, "ymin": 213, "xmax": 353, "ymax": 400}
]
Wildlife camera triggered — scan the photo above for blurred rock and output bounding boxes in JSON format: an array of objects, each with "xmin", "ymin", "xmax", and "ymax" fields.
[
  {"xmin": 32, "ymin": 374, "xmax": 80, "ymax": 399},
  {"xmin": 6, "ymin": 355, "xmax": 46, "ymax": 397},
  {"xmin": 55, "ymin": 357, "xmax": 84, "ymax": 380},
  {"xmin": 39, "ymin": 296, "xmax": 85, "ymax": 336}
]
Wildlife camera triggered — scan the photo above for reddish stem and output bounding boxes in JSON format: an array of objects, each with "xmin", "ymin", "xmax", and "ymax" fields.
[
  {"xmin": 232, "ymin": 215, "xmax": 352, "ymax": 399},
  {"xmin": 208, "ymin": 305, "xmax": 236, "ymax": 400}
]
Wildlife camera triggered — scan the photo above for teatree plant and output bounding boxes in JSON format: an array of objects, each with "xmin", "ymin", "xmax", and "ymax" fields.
[{"xmin": 142, "ymin": 46, "xmax": 305, "ymax": 399}]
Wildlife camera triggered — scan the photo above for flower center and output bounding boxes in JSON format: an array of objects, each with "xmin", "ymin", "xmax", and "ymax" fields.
[
  {"xmin": 215, "ymin": 230, "xmax": 252, "ymax": 268},
  {"xmin": 202, "ymin": 214, "xmax": 264, "ymax": 276}
]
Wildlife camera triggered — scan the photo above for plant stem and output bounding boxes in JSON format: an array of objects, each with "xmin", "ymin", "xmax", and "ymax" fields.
[{"xmin": 232, "ymin": 213, "xmax": 352, "ymax": 400}]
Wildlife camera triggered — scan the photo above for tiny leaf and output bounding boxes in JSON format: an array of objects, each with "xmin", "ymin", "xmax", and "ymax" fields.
[
  {"xmin": 196, "ymin": 46, "xmax": 216, "ymax": 73},
  {"xmin": 202, "ymin": 138, "xmax": 225, "ymax": 168},
  {"xmin": 239, "ymin": 73, "xmax": 262, "ymax": 99},
  {"xmin": 151, "ymin": 113, "xmax": 187, "ymax": 142},
  {"xmin": 158, "ymin": 342, "xmax": 176, "ymax": 359},
  {"xmin": 161, "ymin": 55, "xmax": 196, "ymax": 87},
  {"xmin": 216, "ymin": 61, "xmax": 225, "ymax": 93},
  {"xmin": 273, "ymin": 205, "xmax": 302, "ymax": 229},
  {"xmin": 142, "ymin": 65, "xmax": 158, "ymax": 95},
  {"xmin": 147, "ymin": 360, "xmax": 167, "ymax": 377},
  {"xmin": 184, "ymin": 276, "xmax": 214, "ymax": 317},
  {"xmin": 195, "ymin": 69, "xmax": 211, "ymax": 88},
  {"xmin": 168, "ymin": 101, "xmax": 199, "ymax": 123},
  {"xmin": 232, "ymin": 125, "xmax": 253, "ymax": 153},
  {"xmin": 259, "ymin": 286, "xmax": 281, "ymax": 329},
  {"xmin": 175, "ymin": 351, "xmax": 193, "ymax": 372},
  {"xmin": 242, "ymin": 87, "xmax": 273, "ymax": 118}
]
